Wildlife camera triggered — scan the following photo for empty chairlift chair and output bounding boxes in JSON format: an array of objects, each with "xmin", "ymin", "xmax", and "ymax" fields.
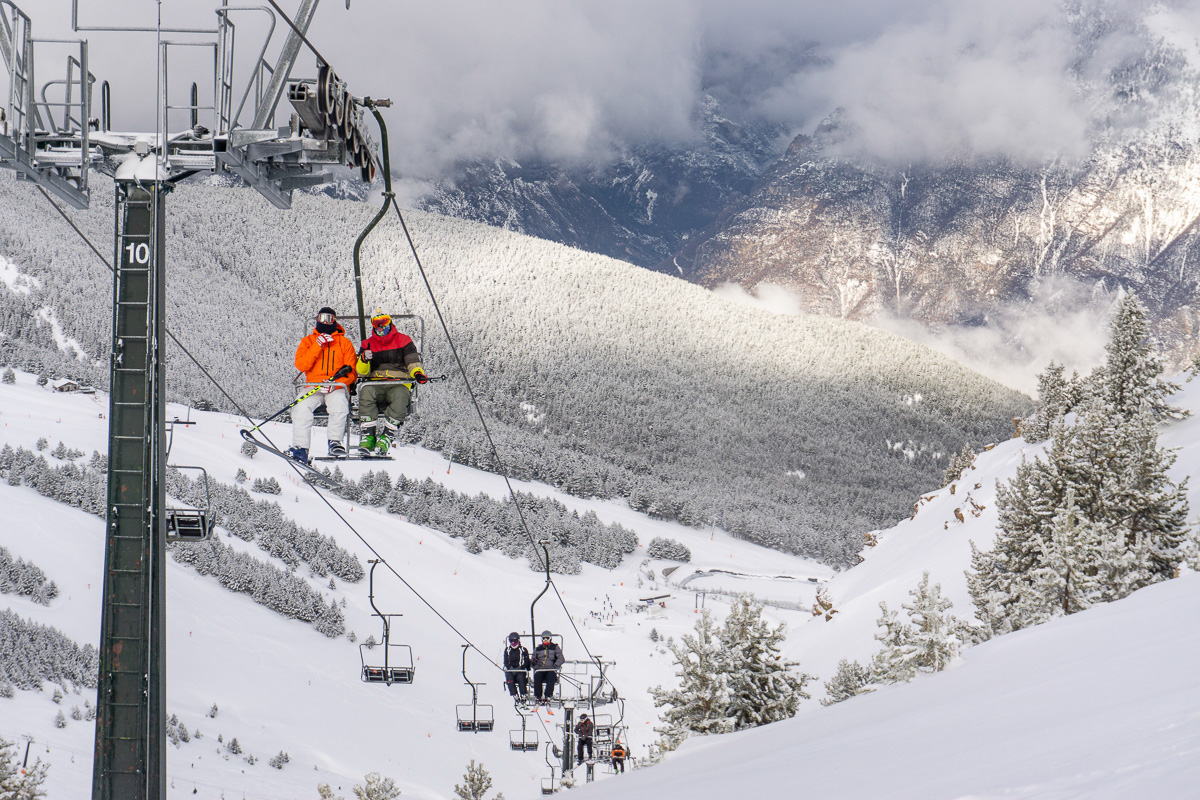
[
  {"xmin": 509, "ymin": 708, "xmax": 539, "ymax": 752},
  {"xmin": 359, "ymin": 560, "xmax": 414, "ymax": 686},
  {"xmin": 165, "ymin": 464, "xmax": 214, "ymax": 542},
  {"xmin": 455, "ymin": 645, "xmax": 494, "ymax": 732}
]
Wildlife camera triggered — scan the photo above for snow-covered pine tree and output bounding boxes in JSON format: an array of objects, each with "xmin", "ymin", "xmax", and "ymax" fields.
[
  {"xmin": 1020, "ymin": 362, "xmax": 1075, "ymax": 442},
  {"xmin": 971, "ymin": 394, "xmax": 1189, "ymax": 634},
  {"xmin": 318, "ymin": 784, "xmax": 345, "ymax": 800},
  {"xmin": 649, "ymin": 609, "xmax": 732, "ymax": 739},
  {"xmin": 0, "ymin": 735, "xmax": 48, "ymax": 798},
  {"xmin": 941, "ymin": 444, "xmax": 976, "ymax": 486},
  {"xmin": 1090, "ymin": 293, "xmax": 1183, "ymax": 422},
  {"xmin": 1021, "ymin": 491, "xmax": 1107, "ymax": 623},
  {"xmin": 899, "ymin": 573, "xmax": 963, "ymax": 673},
  {"xmin": 821, "ymin": 658, "xmax": 872, "ymax": 706},
  {"xmin": 870, "ymin": 601, "xmax": 916, "ymax": 684},
  {"xmin": 719, "ymin": 595, "xmax": 811, "ymax": 729},
  {"xmin": 453, "ymin": 760, "xmax": 504, "ymax": 800},
  {"xmin": 314, "ymin": 598, "xmax": 345, "ymax": 638},
  {"xmin": 353, "ymin": 772, "xmax": 401, "ymax": 800}
]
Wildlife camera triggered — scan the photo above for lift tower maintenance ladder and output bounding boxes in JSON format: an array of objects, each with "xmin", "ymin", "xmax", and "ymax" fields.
[{"xmin": 0, "ymin": 3, "xmax": 385, "ymax": 799}]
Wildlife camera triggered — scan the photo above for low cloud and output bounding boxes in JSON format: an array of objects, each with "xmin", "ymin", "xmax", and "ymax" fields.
[{"xmin": 715, "ymin": 277, "xmax": 1115, "ymax": 395}]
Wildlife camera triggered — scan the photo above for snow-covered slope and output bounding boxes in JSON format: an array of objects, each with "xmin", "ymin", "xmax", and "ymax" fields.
[
  {"xmin": 572, "ymin": 378, "xmax": 1200, "ymax": 799},
  {"xmin": 6, "ymin": 370, "xmax": 1199, "ymax": 798},
  {"xmin": 0, "ymin": 370, "xmax": 828, "ymax": 799}
]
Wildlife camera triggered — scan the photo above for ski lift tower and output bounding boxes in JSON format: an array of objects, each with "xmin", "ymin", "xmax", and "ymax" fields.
[{"xmin": 0, "ymin": 2, "xmax": 381, "ymax": 798}]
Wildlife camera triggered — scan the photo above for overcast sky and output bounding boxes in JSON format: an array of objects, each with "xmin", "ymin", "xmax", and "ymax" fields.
[{"xmin": 25, "ymin": 0, "xmax": 1200, "ymax": 176}]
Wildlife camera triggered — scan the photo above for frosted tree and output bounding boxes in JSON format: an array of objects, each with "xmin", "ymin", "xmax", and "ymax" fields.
[
  {"xmin": 941, "ymin": 444, "xmax": 976, "ymax": 486},
  {"xmin": 649, "ymin": 610, "xmax": 732, "ymax": 740},
  {"xmin": 821, "ymin": 659, "xmax": 872, "ymax": 706},
  {"xmin": 1090, "ymin": 293, "xmax": 1182, "ymax": 422},
  {"xmin": 1020, "ymin": 362, "xmax": 1075, "ymax": 442},
  {"xmin": 870, "ymin": 601, "xmax": 917, "ymax": 684},
  {"xmin": 899, "ymin": 573, "xmax": 963, "ymax": 673},
  {"xmin": 317, "ymin": 785, "xmax": 345, "ymax": 800},
  {"xmin": 353, "ymin": 772, "xmax": 401, "ymax": 800},
  {"xmin": 1021, "ymin": 492, "xmax": 1107, "ymax": 622},
  {"xmin": 972, "ymin": 397, "xmax": 1188, "ymax": 635},
  {"xmin": 454, "ymin": 760, "xmax": 504, "ymax": 800},
  {"xmin": 872, "ymin": 573, "xmax": 969, "ymax": 683},
  {"xmin": 1, "ymin": 367, "xmax": 13, "ymax": 384},
  {"xmin": 314, "ymin": 598, "xmax": 345, "ymax": 638},
  {"xmin": 719, "ymin": 595, "xmax": 811, "ymax": 729},
  {"xmin": 0, "ymin": 735, "xmax": 48, "ymax": 799}
]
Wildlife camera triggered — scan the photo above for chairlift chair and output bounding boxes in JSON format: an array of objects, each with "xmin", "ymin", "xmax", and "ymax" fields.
[
  {"xmin": 509, "ymin": 706, "xmax": 539, "ymax": 752},
  {"xmin": 541, "ymin": 747, "xmax": 560, "ymax": 795},
  {"xmin": 164, "ymin": 413, "xmax": 214, "ymax": 542},
  {"xmin": 164, "ymin": 464, "xmax": 215, "ymax": 542},
  {"xmin": 455, "ymin": 645, "xmax": 494, "ymax": 732},
  {"xmin": 359, "ymin": 560, "xmax": 414, "ymax": 685}
]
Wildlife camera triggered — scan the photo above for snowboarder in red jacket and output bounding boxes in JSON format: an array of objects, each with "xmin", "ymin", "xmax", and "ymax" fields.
[{"xmin": 355, "ymin": 310, "xmax": 426, "ymax": 455}]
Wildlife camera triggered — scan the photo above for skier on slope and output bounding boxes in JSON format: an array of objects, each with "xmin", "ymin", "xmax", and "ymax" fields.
[
  {"xmin": 532, "ymin": 630, "xmax": 564, "ymax": 705},
  {"xmin": 503, "ymin": 631, "xmax": 532, "ymax": 701},
  {"xmin": 289, "ymin": 306, "xmax": 357, "ymax": 464},
  {"xmin": 355, "ymin": 309, "xmax": 427, "ymax": 456}
]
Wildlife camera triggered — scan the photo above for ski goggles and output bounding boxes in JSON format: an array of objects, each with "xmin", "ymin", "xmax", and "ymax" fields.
[{"xmin": 316, "ymin": 312, "xmax": 336, "ymax": 325}]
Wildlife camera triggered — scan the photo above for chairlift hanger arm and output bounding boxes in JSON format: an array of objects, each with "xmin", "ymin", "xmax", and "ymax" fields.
[{"xmin": 530, "ymin": 541, "xmax": 551, "ymax": 643}]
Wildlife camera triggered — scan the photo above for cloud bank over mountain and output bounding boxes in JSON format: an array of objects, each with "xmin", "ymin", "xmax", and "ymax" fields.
[{"xmin": 35, "ymin": 1, "xmax": 1200, "ymax": 176}]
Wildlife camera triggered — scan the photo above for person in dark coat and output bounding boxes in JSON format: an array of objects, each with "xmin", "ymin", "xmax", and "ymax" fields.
[
  {"xmin": 532, "ymin": 630, "xmax": 564, "ymax": 704},
  {"xmin": 503, "ymin": 631, "xmax": 531, "ymax": 700},
  {"xmin": 610, "ymin": 740, "xmax": 626, "ymax": 773},
  {"xmin": 574, "ymin": 713, "xmax": 594, "ymax": 762}
]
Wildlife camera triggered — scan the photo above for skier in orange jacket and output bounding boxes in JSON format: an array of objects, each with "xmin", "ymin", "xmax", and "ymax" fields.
[{"xmin": 289, "ymin": 306, "xmax": 356, "ymax": 463}]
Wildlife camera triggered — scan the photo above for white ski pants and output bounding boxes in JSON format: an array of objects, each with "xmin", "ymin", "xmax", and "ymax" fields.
[{"xmin": 291, "ymin": 387, "xmax": 349, "ymax": 448}]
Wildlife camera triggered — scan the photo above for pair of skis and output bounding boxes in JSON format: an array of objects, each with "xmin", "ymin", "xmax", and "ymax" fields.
[{"xmin": 239, "ymin": 429, "xmax": 345, "ymax": 490}]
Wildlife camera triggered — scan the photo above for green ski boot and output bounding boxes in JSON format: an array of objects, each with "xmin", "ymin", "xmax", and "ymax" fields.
[
  {"xmin": 358, "ymin": 433, "xmax": 376, "ymax": 455},
  {"xmin": 374, "ymin": 432, "xmax": 392, "ymax": 456}
]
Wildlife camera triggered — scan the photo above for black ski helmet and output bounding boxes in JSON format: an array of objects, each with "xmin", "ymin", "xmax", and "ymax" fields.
[{"xmin": 508, "ymin": 631, "xmax": 520, "ymax": 641}]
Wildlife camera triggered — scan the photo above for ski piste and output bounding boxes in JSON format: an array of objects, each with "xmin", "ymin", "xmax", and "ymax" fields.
[{"xmin": 239, "ymin": 429, "xmax": 345, "ymax": 490}]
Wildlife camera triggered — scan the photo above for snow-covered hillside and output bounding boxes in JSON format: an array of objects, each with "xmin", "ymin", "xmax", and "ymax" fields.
[
  {"xmin": 5, "ymin": 366, "xmax": 1200, "ymax": 798},
  {"xmin": 0, "ymin": 370, "xmax": 829, "ymax": 799},
  {"xmin": 0, "ymin": 173, "xmax": 1028, "ymax": 568}
]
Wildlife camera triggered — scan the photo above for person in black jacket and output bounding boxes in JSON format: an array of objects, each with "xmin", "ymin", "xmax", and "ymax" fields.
[
  {"xmin": 503, "ymin": 631, "xmax": 531, "ymax": 700},
  {"xmin": 574, "ymin": 713, "xmax": 594, "ymax": 762},
  {"xmin": 532, "ymin": 630, "xmax": 564, "ymax": 704}
]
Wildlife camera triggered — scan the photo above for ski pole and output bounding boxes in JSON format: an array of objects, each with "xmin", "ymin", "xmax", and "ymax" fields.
[
  {"xmin": 365, "ymin": 373, "xmax": 450, "ymax": 385},
  {"xmin": 245, "ymin": 365, "xmax": 353, "ymax": 433}
]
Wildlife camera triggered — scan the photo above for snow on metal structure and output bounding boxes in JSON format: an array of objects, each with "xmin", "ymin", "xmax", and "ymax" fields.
[{"xmin": 0, "ymin": 0, "xmax": 380, "ymax": 211}]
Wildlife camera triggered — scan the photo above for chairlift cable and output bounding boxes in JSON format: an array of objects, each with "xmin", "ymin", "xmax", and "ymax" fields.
[
  {"xmin": 356, "ymin": 100, "xmax": 615, "ymax": 685},
  {"xmin": 33, "ymin": 184, "xmax": 506, "ymax": 676}
]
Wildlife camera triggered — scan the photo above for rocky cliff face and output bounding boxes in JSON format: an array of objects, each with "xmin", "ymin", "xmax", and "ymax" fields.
[
  {"xmin": 680, "ymin": 112, "xmax": 1200, "ymax": 362},
  {"xmin": 416, "ymin": 96, "xmax": 782, "ymax": 268}
]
